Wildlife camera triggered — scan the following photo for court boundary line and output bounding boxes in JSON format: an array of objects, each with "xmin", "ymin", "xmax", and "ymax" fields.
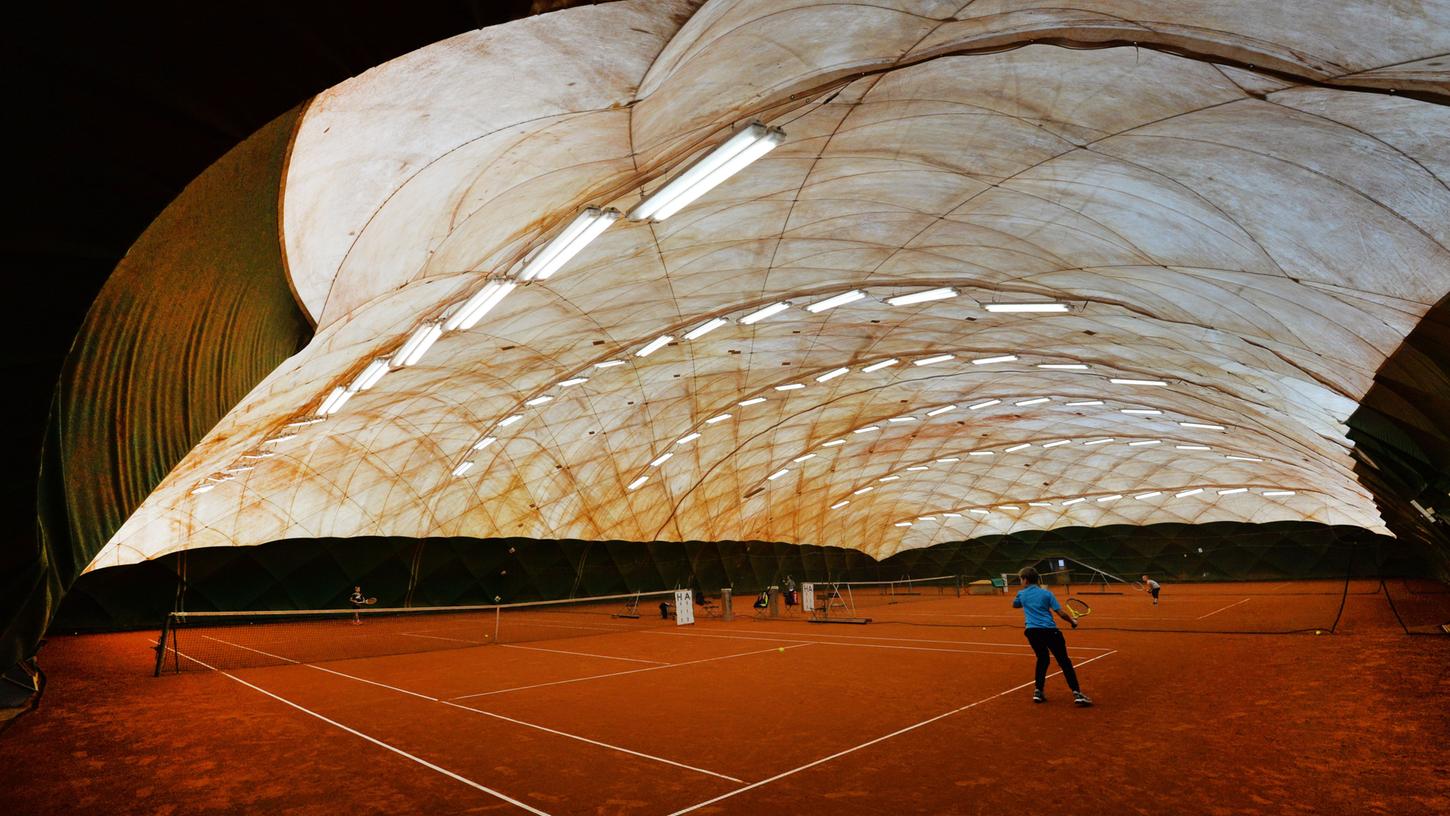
[
  {"xmin": 195, "ymin": 634, "xmax": 741, "ymax": 783},
  {"xmin": 694, "ymin": 626, "xmax": 1115, "ymax": 652},
  {"xmin": 1197, "ymin": 598, "xmax": 1253, "ymax": 619},
  {"xmin": 652, "ymin": 629, "xmax": 1096, "ymax": 657},
  {"xmin": 665, "ymin": 649, "xmax": 1118, "ymax": 815},
  {"xmin": 164, "ymin": 645, "xmax": 552, "ymax": 815},
  {"xmin": 452, "ymin": 643, "xmax": 814, "ymax": 700},
  {"xmin": 500, "ymin": 643, "xmax": 668, "ymax": 665}
]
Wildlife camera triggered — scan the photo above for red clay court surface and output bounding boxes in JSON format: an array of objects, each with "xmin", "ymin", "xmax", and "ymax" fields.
[{"xmin": 5, "ymin": 580, "xmax": 1449, "ymax": 815}]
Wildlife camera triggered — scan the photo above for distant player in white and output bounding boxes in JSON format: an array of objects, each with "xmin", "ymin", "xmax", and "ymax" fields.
[{"xmin": 1142, "ymin": 575, "xmax": 1161, "ymax": 605}]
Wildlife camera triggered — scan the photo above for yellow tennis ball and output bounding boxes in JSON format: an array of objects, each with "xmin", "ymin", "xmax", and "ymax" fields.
[{"xmin": 777, "ymin": 647, "xmax": 785, "ymax": 653}]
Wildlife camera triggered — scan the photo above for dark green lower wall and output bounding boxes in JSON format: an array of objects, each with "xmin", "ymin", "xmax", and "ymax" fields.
[{"xmin": 53, "ymin": 521, "xmax": 1422, "ymax": 634}]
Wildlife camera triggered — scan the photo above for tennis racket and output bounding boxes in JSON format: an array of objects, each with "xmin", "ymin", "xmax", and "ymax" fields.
[
  {"xmin": 1132, "ymin": 580, "xmax": 1144, "ymax": 591},
  {"xmin": 1065, "ymin": 597, "xmax": 1092, "ymax": 621},
  {"xmin": 365, "ymin": 597, "xmax": 378, "ymax": 605}
]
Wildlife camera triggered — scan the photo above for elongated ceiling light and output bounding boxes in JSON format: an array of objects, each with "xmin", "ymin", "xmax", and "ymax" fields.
[
  {"xmin": 914, "ymin": 353, "xmax": 954, "ymax": 366},
  {"xmin": 806, "ymin": 290, "xmax": 866, "ymax": 313},
  {"xmin": 1111, "ymin": 378, "xmax": 1168, "ymax": 387},
  {"xmin": 816, "ymin": 367, "xmax": 850, "ymax": 382},
  {"xmin": 518, "ymin": 208, "xmax": 621, "ymax": 281},
  {"xmin": 887, "ymin": 288, "xmax": 956, "ymax": 306},
  {"xmin": 444, "ymin": 280, "xmax": 517, "ymax": 331},
  {"xmin": 629, "ymin": 123, "xmax": 785, "ymax": 221},
  {"xmin": 684, "ymin": 317, "xmax": 728, "ymax": 340},
  {"xmin": 636, "ymin": 335, "xmax": 673, "ymax": 357},
  {"xmin": 396, "ymin": 323, "xmax": 444, "ymax": 367},
  {"xmin": 349, "ymin": 359, "xmax": 390, "ymax": 392},
  {"xmin": 318, "ymin": 386, "xmax": 349, "ymax": 416},
  {"xmin": 862, "ymin": 359, "xmax": 898, "ymax": 373},
  {"xmin": 984, "ymin": 303, "xmax": 1069, "ymax": 313},
  {"xmin": 973, "ymin": 355, "xmax": 1017, "ymax": 365},
  {"xmin": 740, "ymin": 302, "xmax": 789, "ymax": 324}
]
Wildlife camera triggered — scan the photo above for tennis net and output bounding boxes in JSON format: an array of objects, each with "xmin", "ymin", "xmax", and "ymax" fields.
[
  {"xmin": 154, "ymin": 590, "xmax": 681, "ymax": 674},
  {"xmin": 804, "ymin": 575, "xmax": 961, "ymax": 621}
]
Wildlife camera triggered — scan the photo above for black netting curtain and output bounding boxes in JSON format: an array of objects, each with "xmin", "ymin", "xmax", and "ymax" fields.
[{"xmin": 4, "ymin": 104, "xmax": 314, "ymax": 668}]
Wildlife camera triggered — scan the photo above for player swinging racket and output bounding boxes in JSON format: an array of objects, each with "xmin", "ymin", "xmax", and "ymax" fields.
[
  {"xmin": 1142, "ymin": 575, "xmax": 1161, "ymax": 605},
  {"xmin": 1013, "ymin": 567, "xmax": 1092, "ymax": 706}
]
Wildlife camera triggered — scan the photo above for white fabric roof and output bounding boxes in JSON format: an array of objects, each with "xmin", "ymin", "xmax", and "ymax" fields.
[{"xmin": 89, "ymin": 0, "xmax": 1450, "ymax": 569}]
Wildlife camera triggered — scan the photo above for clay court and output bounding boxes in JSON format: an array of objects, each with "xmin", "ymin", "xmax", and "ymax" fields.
[{"xmin": 7, "ymin": 580, "xmax": 1447, "ymax": 815}]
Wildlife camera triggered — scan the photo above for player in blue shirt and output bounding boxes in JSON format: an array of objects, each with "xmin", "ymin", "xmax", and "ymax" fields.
[{"xmin": 1013, "ymin": 567, "xmax": 1092, "ymax": 705}]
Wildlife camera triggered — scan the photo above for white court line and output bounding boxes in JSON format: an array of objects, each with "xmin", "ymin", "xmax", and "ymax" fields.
[
  {"xmin": 666, "ymin": 650, "xmax": 1118, "ymax": 815},
  {"xmin": 451, "ymin": 644, "xmax": 814, "ymax": 700},
  {"xmin": 167, "ymin": 645, "xmax": 550, "ymax": 815},
  {"xmin": 401, "ymin": 631, "xmax": 489, "ymax": 645},
  {"xmin": 201, "ymin": 634, "xmax": 299, "ymax": 663},
  {"xmin": 441, "ymin": 700, "xmax": 743, "ymax": 783},
  {"xmin": 1197, "ymin": 598, "xmax": 1252, "ymax": 620},
  {"xmin": 199, "ymin": 634, "xmax": 741, "ymax": 783},
  {"xmin": 500, "ymin": 643, "xmax": 668, "ymax": 665},
  {"xmin": 653, "ymin": 629, "xmax": 1086, "ymax": 658},
  {"xmin": 699, "ymin": 626, "xmax": 1115, "ymax": 652}
]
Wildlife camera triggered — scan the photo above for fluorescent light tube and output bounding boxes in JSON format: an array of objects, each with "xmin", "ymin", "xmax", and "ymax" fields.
[
  {"xmin": 398, "ymin": 324, "xmax": 443, "ymax": 367},
  {"xmin": 1111, "ymin": 378, "xmax": 1168, "ymax": 387},
  {"xmin": 473, "ymin": 436, "xmax": 497, "ymax": 451},
  {"xmin": 705, "ymin": 413, "xmax": 732, "ymax": 424},
  {"xmin": 831, "ymin": 500, "xmax": 849, "ymax": 510},
  {"xmin": 1128, "ymin": 440, "xmax": 1160, "ymax": 446},
  {"xmin": 738, "ymin": 397, "xmax": 767, "ymax": 407},
  {"xmin": 1042, "ymin": 440, "xmax": 1070, "ymax": 448},
  {"xmin": 324, "ymin": 388, "xmax": 354, "ymax": 416},
  {"xmin": 806, "ymin": 290, "xmax": 865, "ymax": 313},
  {"xmin": 926, "ymin": 405, "xmax": 956, "ymax": 417},
  {"xmin": 1263, "ymin": 490, "xmax": 1296, "ymax": 497},
  {"xmin": 637, "ymin": 335, "xmax": 673, "ymax": 357},
  {"xmin": 894, "ymin": 522, "xmax": 912, "ymax": 527},
  {"xmin": 936, "ymin": 457, "xmax": 960, "ymax": 463},
  {"xmin": 914, "ymin": 354, "xmax": 954, "ymax": 366},
  {"xmin": 793, "ymin": 454, "xmax": 816, "ymax": 463},
  {"xmin": 1175, "ymin": 445, "xmax": 1210, "ymax": 451},
  {"xmin": 1065, "ymin": 400, "xmax": 1103, "ymax": 406},
  {"xmin": 998, "ymin": 506, "xmax": 1019, "ymax": 512},
  {"xmin": 497, "ymin": 415, "xmax": 524, "ymax": 428},
  {"xmin": 740, "ymin": 302, "xmax": 789, "ymax": 324},
  {"xmin": 968, "ymin": 451, "xmax": 994, "ymax": 456},
  {"xmin": 822, "ymin": 439, "xmax": 846, "ymax": 447},
  {"xmin": 1097, "ymin": 494, "xmax": 1122, "ymax": 503},
  {"xmin": 1062, "ymin": 498, "xmax": 1086, "ymax": 506},
  {"xmin": 221, "ymin": 466, "xmax": 254, "ymax": 474},
  {"xmin": 1135, "ymin": 491, "xmax": 1162, "ymax": 500},
  {"xmin": 854, "ymin": 486, "xmax": 874, "ymax": 495},
  {"xmin": 887, "ymin": 416, "xmax": 916, "ymax": 423},
  {"xmin": 525, "ymin": 395, "xmax": 553, "ymax": 407},
  {"xmin": 984, "ymin": 303, "xmax": 1069, "ymax": 313},
  {"xmin": 1218, "ymin": 487, "xmax": 1247, "ymax": 495},
  {"xmin": 767, "ymin": 469, "xmax": 790, "ymax": 481},
  {"xmin": 191, "ymin": 484, "xmax": 215, "ymax": 495},
  {"xmin": 284, "ymin": 418, "xmax": 325, "ymax": 428},
  {"xmin": 907, "ymin": 465, "xmax": 929, "ymax": 471},
  {"xmin": 878, "ymin": 476, "xmax": 899, "ymax": 482},
  {"xmin": 887, "ymin": 287, "xmax": 957, "ymax": 306},
  {"xmin": 1179, "ymin": 422, "xmax": 1226, "ymax": 430},
  {"xmin": 444, "ymin": 280, "xmax": 517, "ymax": 331},
  {"xmin": 944, "ymin": 512, "xmax": 962, "ymax": 518},
  {"xmin": 1038, "ymin": 363, "xmax": 1088, "ymax": 370},
  {"xmin": 776, "ymin": 383, "xmax": 805, "ymax": 391},
  {"xmin": 970, "ymin": 508, "xmax": 990, "ymax": 515},
  {"xmin": 969, "ymin": 399, "xmax": 1000, "ymax": 410},
  {"xmin": 452, "ymin": 461, "xmax": 475, "ymax": 477},
  {"xmin": 675, "ymin": 432, "xmax": 701, "ymax": 445},
  {"xmin": 518, "ymin": 208, "xmax": 620, "ymax": 281},
  {"xmin": 650, "ymin": 452, "xmax": 673, "ymax": 467},
  {"xmin": 1226, "ymin": 455, "xmax": 1262, "ymax": 462},
  {"xmin": 1004, "ymin": 443, "xmax": 1031, "ymax": 452},
  {"xmin": 628, "ymin": 475, "xmax": 649, "ymax": 490},
  {"xmin": 317, "ymin": 386, "xmax": 346, "ymax": 416},
  {"xmin": 1028, "ymin": 501, "xmax": 1053, "ymax": 507},
  {"xmin": 594, "ymin": 360, "xmax": 626, "ymax": 369},
  {"xmin": 350, "ymin": 359, "xmax": 390, "ymax": 392},
  {"xmin": 816, "ymin": 367, "xmax": 849, "ymax": 382},
  {"xmin": 684, "ymin": 317, "xmax": 728, "ymax": 340},
  {"xmin": 240, "ymin": 452, "xmax": 276, "ymax": 460},
  {"xmin": 1176, "ymin": 488, "xmax": 1204, "ymax": 497},
  {"xmin": 853, "ymin": 425, "xmax": 880, "ymax": 434},
  {"xmin": 1121, "ymin": 408, "xmax": 1161, "ymax": 415},
  {"xmin": 918, "ymin": 516, "xmax": 936, "ymax": 521},
  {"xmin": 264, "ymin": 433, "xmax": 298, "ymax": 445},
  {"xmin": 973, "ymin": 355, "xmax": 1018, "ymax": 365},
  {"xmin": 629, "ymin": 123, "xmax": 785, "ymax": 221},
  {"xmin": 1084, "ymin": 438, "xmax": 1114, "ymax": 445},
  {"xmin": 558, "ymin": 377, "xmax": 589, "ymax": 387},
  {"xmin": 1014, "ymin": 397, "xmax": 1049, "ymax": 406}
]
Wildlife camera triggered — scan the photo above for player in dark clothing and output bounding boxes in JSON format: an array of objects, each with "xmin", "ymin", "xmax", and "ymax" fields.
[{"xmin": 1012, "ymin": 567, "xmax": 1092, "ymax": 705}]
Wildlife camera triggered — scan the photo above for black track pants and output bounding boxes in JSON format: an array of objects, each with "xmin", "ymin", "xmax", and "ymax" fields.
[{"xmin": 1024, "ymin": 627, "xmax": 1079, "ymax": 692}]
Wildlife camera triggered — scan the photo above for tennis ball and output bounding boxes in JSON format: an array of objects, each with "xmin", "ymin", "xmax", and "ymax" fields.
[{"xmin": 778, "ymin": 647, "xmax": 785, "ymax": 653}]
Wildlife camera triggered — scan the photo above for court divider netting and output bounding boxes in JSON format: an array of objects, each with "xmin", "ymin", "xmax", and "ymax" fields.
[{"xmin": 154, "ymin": 590, "xmax": 685, "ymax": 674}]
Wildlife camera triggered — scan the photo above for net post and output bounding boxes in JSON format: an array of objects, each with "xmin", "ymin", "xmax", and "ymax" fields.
[
  {"xmin": 152, "ymin": 614, "xmax": 172, "ymax": 677},
  {"xmin": 494, "ymin": 606, "xmax": 501, "ymax": 643},
  {"xmin": 720, "ymin": 588, "xmax": 734, "ymax": 621}
]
